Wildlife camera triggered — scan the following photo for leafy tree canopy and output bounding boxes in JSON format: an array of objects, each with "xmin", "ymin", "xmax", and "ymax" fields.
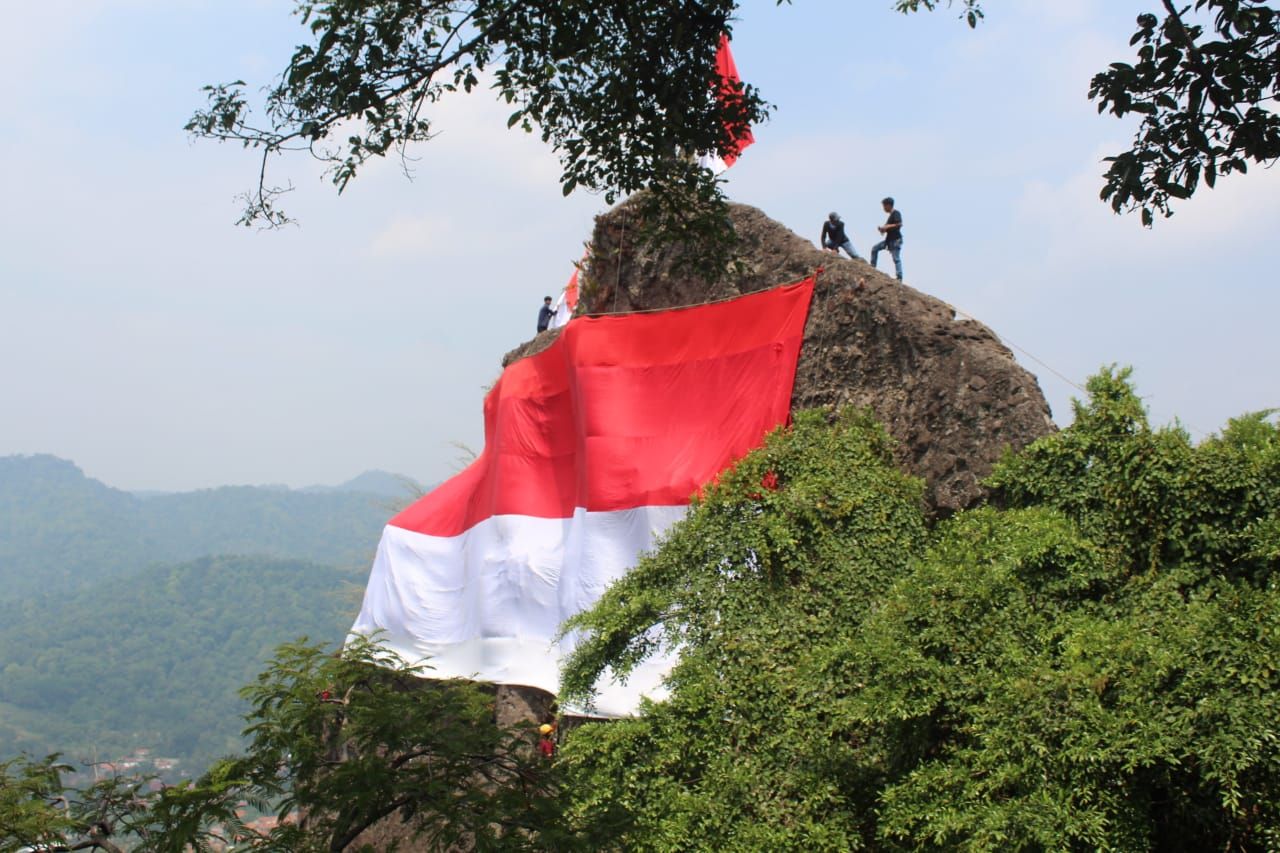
[
  {"xmin": 187, "ymin": 0, "xmax": 767, "ymax": 265},
  {"xmin": 1, "ymin": 638, "xmax": 564, "ymax": 852},
  {"xmin": 5, "ymin": 373, "xmax": 1278, "ymax": 850},
  {"xmin": 1092, "ymin": 1, "xmax": 1280, "ymax": 225},
  {"xmin": 558, "ymin": 371, "xmax": 1280, "ymax": 850},
  {"xmin": 557, "ymin": 408, "xmax": 930, "ymax": 849},
  {"xmin": 190, "ymin": 0, "xmax": 1276, "ymax": 248}
]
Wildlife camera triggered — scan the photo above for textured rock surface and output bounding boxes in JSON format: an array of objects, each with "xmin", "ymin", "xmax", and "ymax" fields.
[{"xmin": 505, "ymin": 198, "xmax": 1056, "ymax": 515}]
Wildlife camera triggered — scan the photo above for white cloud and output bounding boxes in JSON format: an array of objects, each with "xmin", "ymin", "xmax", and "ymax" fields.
[
  {"xmin": 351, "ymin": 74, "xmax": 566, "ymax": 193},
  {"xmin": 369, "ymin": 214, "xmax": 462, "ymax": 259},
  {"xmin": 1014, "ymin": 144, "xmax": 1280, "ymax": 264},
  {"xmin": 988, "ymin": 144, "xmax": 1280, "ymax": 432}
]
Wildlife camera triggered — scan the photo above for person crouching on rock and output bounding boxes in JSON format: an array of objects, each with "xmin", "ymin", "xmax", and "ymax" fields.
[{"xmin": 820, "ymin": 212, "xmax": 861, "ymax": 260}]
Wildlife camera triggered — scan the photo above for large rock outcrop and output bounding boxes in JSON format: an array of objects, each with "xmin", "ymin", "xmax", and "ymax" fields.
[
  {"xmin": 364, "ymin": 200, "xmax": 1057, "ymax": 850},
  {"xmin": 507, "ymin": 199, "xmax": 1055, "ymax": 515}
]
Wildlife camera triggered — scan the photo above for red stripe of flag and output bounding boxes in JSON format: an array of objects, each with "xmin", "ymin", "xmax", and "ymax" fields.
[{"xmin": 391, "ymin": 278, "xmax": 814, "ymax": 537}]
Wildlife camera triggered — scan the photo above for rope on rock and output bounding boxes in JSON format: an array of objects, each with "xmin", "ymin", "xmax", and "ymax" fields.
[
  {"xmin": 581, "ymin": 268, "xmax": 825, "ymax": 318},
  {"xmin": 945, "ymin": 302, "xmax": 1089, "ymax": 397},
  {"xmin": 944, "ymin": 301, "xmax": 1210, "ymax": 438}
]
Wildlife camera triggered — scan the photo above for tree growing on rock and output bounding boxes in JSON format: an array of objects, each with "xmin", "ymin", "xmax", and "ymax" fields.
[
  {"xmin": 186, "ymin": 0, "xmax": 764, "ymax": 276},
  {"xmin": 189, "ymin": 0, "xmax": 1276, "ymax": 244}
]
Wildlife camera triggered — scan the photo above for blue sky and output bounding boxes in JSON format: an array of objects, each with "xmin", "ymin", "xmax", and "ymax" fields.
[{"xmin": 1, "ymin": 1, "xmax": 1276, "ymax": 491}]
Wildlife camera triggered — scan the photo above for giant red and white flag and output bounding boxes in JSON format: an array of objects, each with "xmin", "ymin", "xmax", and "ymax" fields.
[
  {"xmin": 698, "ymin": 32, "xmax": 756, "ymax": 175},
  {"xmin": 350, "ymin": 278, "xmax": 814, "ymax": 715}
]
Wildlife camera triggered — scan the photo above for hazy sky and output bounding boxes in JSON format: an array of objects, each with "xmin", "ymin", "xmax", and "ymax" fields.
[{"xmin": 2, "ymin": 1, "xmax": 1276, "ymax": 492}]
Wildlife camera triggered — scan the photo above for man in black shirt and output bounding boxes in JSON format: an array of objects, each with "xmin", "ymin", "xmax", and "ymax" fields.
[
  {"xmin": 870, "ymin": 197, "xmax": 903, "ymax": 281},
  {"xmin": 820, "ymin": 212, "xmax": 861, "ymax": 260},
  {"xmin": 537, "ymin": 296, "xmax": 555, "ymax": 332}
]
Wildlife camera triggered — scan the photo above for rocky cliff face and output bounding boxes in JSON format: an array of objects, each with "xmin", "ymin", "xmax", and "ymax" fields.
[{"xmin": 507, "ymin": 198, "xmax": 1056, "ymax": 515}]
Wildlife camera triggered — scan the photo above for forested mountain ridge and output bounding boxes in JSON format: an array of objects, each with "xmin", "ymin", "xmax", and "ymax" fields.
[
  {"xmin": 138, "ymin": 484, "xmax": 393, "ymax": 570},
  {"xmin": 0, "ymin": 454, "xmax": 402, "ymax": 604},
  {"xmin": 0, "ymin": 454, "xmax": 413, "ymax": 774},
  {"xmin": 299, "ymin": 469, "xmax": 418, "ymax": 497},
  {"xmin": 0, "ymin": 554, "xmax": 363, "ymax": 773},
  {"xmin": 0, "ymin": 455, "xmax": 150, "ymax": 602}
]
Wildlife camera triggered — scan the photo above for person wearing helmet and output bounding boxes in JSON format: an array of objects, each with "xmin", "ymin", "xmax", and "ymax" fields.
[
  {"xmin": 820, "ymin": 212, "xmax": 861, "ymax": 260},
  {"xmin": 538, "ymin": 722, "xmax": 556, "ymax": 758},
  {"xmin": 870, "ymin": 197, "xmax": 904, "ymax": 281}
]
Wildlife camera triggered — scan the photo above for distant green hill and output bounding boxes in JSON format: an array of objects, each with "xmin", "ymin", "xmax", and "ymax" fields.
[
  {"xmin": 0, "ymin": 554, "xmax": 364, "ymax": 773},
  {"xmin": 0, "ymin": 455, "xmax": 152, "ymax": 602},
  {"xmin": 300, "ymin": 469, "xmax": 424, "ymax": 498},
  {"xmin": 0, "ymin": 455, "xmax": 406, "ymax": 604},
  {"xmin": 0, "ymin": 454, "xmax": 418, "ymax": 774},
  {"xmin": 138, "ymin": 484, "xmax": 393, "ymax": 569}
]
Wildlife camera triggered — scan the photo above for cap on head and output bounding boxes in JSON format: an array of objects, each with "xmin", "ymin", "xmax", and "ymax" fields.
[
  {"xmin": 539, "ymin": 723, "xmax": 554, "ymax": 735},
  {"xmin": 881, "ymin": 197, "xmax": 894, "ymax": 207},
  {"xmin": 828, "ymin": 211, "xmax": 839, "ymax": 221},
  {"xmin": 544, "ymin": 295, "xmax": 553, "ymax": 302}
]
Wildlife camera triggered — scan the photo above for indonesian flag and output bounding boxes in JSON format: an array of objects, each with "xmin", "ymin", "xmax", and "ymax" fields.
[
  {"xmin": 548, "ymin": 265, "xmax": 580, "ymax": 330},
  {"xmin": 698, "ymin": 32, "xmax": 755, "ymax": 175},
  {"xmin": 350, "ymin": 278, "xmax": 814, "ymax": 715}
]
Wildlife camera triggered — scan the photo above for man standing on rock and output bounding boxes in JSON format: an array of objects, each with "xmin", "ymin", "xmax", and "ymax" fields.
[
  {"xmin": 820, "ymin": 212, "xmax": 861, "ymax": 260},
  {"xmin": 537, "ymin": 295, "xmax": 555, "ymax": 333},
  {"xmin": 870, "ymin": 197, "xmax": 904, "ymax": 281}
]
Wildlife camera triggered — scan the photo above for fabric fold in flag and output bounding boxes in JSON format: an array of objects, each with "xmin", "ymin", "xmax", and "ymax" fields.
[{"xmin": 350, "ymin": 278, "xmax": 815, "ymax": 716}]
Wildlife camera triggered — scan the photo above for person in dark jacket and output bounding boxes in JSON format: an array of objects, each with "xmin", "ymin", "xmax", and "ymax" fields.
[
  {"xmin": 870, "ymin": 197, "xmax": 904, "ymax": 281},
  {"xmin": 537, "ymin": 296, "xmax": 555, "ymax": 332},
  {"xmin": 820, "ymin": 212, "xmax": 861, "ymax": 260}
]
